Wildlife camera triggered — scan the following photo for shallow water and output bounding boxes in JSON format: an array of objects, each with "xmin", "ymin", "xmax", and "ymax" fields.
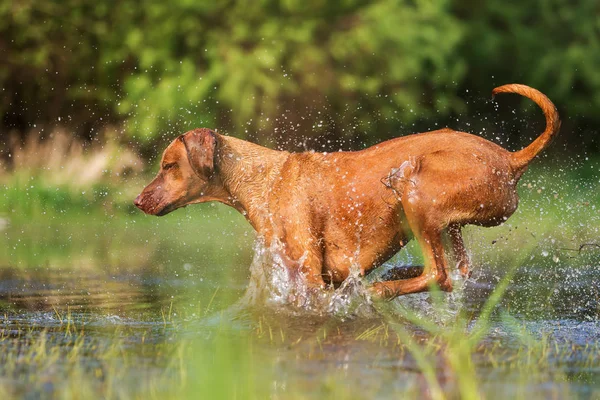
[
  {"xmin": 0, "ymin": 253, "xmax": 598, "ymax": 399},
  {"xmin": 0, "ymin": 199, "xmax": 599, "ymax": 398}
]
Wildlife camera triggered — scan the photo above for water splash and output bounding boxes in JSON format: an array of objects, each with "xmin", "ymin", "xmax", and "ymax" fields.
[
  {"xmin": 238, "ymin": 238, "xmax": 376, "ymax": 317},
  {"xmin": 236, "ymin": 238, "xmax": 473, "ymax": 321}
]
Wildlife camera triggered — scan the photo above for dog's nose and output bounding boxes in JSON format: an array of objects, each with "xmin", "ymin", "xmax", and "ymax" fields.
[{"xmin": 133, "ymin": 195, "xmax": 143, "ymax": 209}]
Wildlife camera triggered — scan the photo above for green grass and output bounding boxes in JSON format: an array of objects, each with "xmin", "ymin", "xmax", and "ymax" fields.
[
  {"xmin": 0, "ymin": 325, "xmax": 184, "ymax": 399},
  {"xmin": 1, "ymin": 291, "xmax": 598, "ymax": 400},
  {"xmin": 0, "ymin": 182, "xmax": 254, "ymax": 272}
]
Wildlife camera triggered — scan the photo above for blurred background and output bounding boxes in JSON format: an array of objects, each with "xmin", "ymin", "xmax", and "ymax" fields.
[{"xmin": 2, "ymin": 0, "xmax": 599, "ymax": 153}]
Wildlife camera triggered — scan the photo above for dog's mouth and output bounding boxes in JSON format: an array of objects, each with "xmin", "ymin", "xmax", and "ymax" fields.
[
  {"xmin": 145, "ymin": 201, "xmax": 185, "ymax": 216},
  {"xmin": 134, "ymin": 195, "xmax": 171, "ymax": 216},
  {"xmin": 155, "ymin": 204, "xmax": 175, "ymax": 216},
  {"xmin": 134, "ymin": 189, "xmax": 190, "ymax": 216},
  {"xmin": 138, "ymin": 202, "xmax": 172, "ymax": 216}
]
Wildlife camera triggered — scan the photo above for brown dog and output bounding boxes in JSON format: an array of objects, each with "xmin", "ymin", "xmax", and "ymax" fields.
[{"xmin": 134, "ymin": 84, "xmax": 559, "ymax": 299}]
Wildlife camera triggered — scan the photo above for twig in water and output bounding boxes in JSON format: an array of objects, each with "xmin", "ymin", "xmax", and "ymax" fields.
[{"xmin": 558, "ymin": 243, "xmax": 600, "ymax": 254}]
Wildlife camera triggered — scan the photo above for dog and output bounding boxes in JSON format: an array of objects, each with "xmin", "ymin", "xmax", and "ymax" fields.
[{"xmin": 134, "ymin": 84, "xmax": 560, "ymax": 299}]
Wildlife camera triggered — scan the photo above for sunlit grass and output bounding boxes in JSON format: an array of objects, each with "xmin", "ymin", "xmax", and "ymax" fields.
[
  {"xmin": 2, "ymin": 293, "xmax": 598, "ymax": 400},
  {"xmin": 0, "ymin": 314, "xmax": 182, "ymax": 399},
  {"xmin": 2, "ymin": 128, "xmax": 143, "ymax": 189}
]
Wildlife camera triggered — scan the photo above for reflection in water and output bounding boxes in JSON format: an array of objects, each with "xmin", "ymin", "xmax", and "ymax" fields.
[{"xmin": 0, "ymin": 268, "xmax": 172, "ymax": 314}]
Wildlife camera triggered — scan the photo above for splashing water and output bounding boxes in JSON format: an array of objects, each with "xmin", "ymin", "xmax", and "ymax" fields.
[
  {"xmin": 237, "ymin": 238, "xmax": 376, "ymax": 317},
  {"xmin": 236, "ymin": 238, "xmax": 471, "ymax": 321}
]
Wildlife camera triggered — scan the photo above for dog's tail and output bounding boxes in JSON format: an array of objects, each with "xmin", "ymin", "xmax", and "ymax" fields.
[{"xmin": 492, "ymin": 84, "xmax": 561, "ymax": 171}]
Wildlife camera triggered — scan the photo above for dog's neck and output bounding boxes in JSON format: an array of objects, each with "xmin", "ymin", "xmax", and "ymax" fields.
[{"xmin": 215, "ymin": 135, "xmax": 289, "ymax": 231}]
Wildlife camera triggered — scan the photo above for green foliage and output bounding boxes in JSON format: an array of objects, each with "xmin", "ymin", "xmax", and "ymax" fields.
[
  {"xmin": 455, "ymin": 0, "xmax": 600, "ymax": 106},
  {"xmin": 114, "ymin": 0, "xmax": 464, "ymax": 145},
  {"xmin": 0, "ymin": 1, "xmax": 133, "ymax": 128},
  {"xmin": 453, "ymin": 0, "xmax": 600, "ymax": 149},
  {"xmin": 6, "ymin": 0, "xmax": 597, "ymax": 151}
]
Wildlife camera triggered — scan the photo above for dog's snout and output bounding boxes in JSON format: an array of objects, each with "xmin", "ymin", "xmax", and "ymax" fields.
[{"xmin": 134, "ymin": 194, "xmax": 143, "ymax": 209}]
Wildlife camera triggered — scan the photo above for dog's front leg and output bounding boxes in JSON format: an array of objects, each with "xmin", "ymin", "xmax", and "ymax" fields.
[
  {"xmin": 284, "ymin": 240, "xmax": 325, "ymax": 289},
  {"xmin": 267, "ymin": 229, "xmax": 325, "ymax": 289},
  {"xmin": 270, "ymin": 238, "xmax": 325, "ymax": 307}
]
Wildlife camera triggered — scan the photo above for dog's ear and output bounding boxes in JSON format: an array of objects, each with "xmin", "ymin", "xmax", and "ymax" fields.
[{"xmin": 179, "ymin": 128, "xmax": 217, "ymax": 179}]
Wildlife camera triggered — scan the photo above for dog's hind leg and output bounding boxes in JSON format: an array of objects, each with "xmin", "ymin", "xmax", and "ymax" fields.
[
  {"xmin": 370, "ymin": 204, "xmax": 452, "ymax": 299},
  {"xmin": 370, "ymin": 230, "xmax": 451, "ymax": 298},
  {"xmin": 448, "ymin": 224, "xmax": 471, "ymax": 278}
]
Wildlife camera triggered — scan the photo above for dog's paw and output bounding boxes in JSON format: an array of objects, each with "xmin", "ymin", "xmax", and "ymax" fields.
[
  {"xmin": 457, "ymin": 262, "xmax": 472, "ymax": 279},
  {"xmin": 368, "ymin": 282, "xmax": 398, "ymax": 300},
  {"xmin": 459, "ymin": 268, "xmax": 472, "ymax": 279}
]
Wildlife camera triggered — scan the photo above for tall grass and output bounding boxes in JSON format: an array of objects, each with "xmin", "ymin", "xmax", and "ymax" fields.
[
  {"xmin": 3, "ymin": 281, "xmax": 596, "ymax": 400},
  {"xmin": 1, "ymin": 128, "xmax": 144, "ymax": 216},
  {"xmin": 4, "ymin": 128, "xmax": 143, "ymax": 187}
]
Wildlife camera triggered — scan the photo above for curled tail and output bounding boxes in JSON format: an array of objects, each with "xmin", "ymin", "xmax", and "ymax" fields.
[{"xmin": 492, "ymin": 84, "xmax": 561, "ymax": 170}]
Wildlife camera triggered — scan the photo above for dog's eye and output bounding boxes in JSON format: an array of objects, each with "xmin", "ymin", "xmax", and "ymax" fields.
[{"xmin": 163, "ymin": 163, "xmax": 177, "ymax": 170}]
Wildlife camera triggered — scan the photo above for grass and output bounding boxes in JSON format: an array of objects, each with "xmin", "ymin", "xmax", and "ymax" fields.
[
  {"xmin": 3, "ymin": 128, "xmax": 143, "ymax": 190},
  {"xmin": 1, "ymin": 287, "xmax": 598, "ymax": 400},
  {"xmin": 0, "ymin": 325, "xmax": 184, "ymax": 399}
]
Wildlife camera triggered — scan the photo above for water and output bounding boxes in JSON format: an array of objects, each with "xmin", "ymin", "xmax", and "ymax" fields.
[
  {"xmin": 0, "ymin": 202, "xmax": 599, "ymax": 398},
  {"xmin": 1, "ymin": 249, "xmax": 598, "ymax": 398}
]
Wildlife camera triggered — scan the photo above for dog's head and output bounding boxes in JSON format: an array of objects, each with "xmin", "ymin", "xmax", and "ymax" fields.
[{"xmin": 134, "ymin": 128, "xmax": 224, "ymax": 216}]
